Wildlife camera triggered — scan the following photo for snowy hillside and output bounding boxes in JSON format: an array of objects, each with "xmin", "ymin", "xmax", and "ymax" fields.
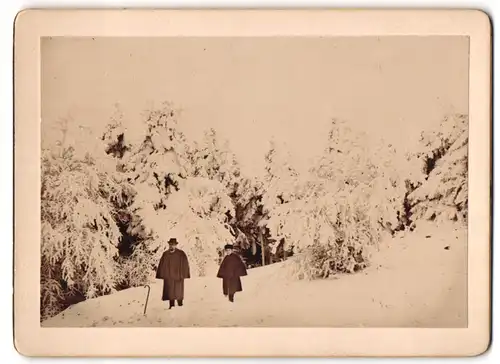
[{"xmin": 42, "ymin": 222, "xmax": 466, "ymax": 328}]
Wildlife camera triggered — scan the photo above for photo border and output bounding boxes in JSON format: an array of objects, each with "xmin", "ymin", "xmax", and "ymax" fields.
[{"xmin": 13, "ymin": 9, "xmax": 491, "ymax": 357}]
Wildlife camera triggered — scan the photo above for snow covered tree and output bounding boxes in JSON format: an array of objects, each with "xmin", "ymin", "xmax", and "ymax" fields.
[
  {"xmin": 259, "ymin": 140, "xmax": 303, "ymax": 262},
  {"xmin": 229, "ymin": 176, "xmax": 266, "ymax": 261},
  {"xmin": 41, "ymin": 142, "xmax": 130, "ymax": 319},
  {"xmin": 312, "ymin": 119, "xmax": 378, "ymax": 188},
  {"xmin": 121, "ymin": 102, "xmax": 190, "ymax": 210},
  {"xmin": 408, "ymin": 114, "xmax": 468, "ymax": 223},
  {"xmin": 310, "ymin": 119, "xmax": 390, "ymax": 236},
  {"xmin": 101, "ymin": 104, "xmax": 131, "ymax": 162},
  {"xmin": 261, "ymin": 122, "xmax": 396, "ymax": 279},
  {"xmin": 185, "ymin": 128, "xmax": 241, "ymax": 189},
  {"xmin": 262, "ymin": 139, "xmax": 301, "ymax": 207},
  {"xmin": 366, "ymin": 139, "xmax": 423, "ymax": 234}
]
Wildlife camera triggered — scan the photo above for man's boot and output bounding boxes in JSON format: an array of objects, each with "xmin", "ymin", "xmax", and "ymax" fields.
[
  {"xmin": 169, "ymin": 300, "xmax": 175, "ymax": 309},
  {"xmin": 229, "ymin": 294, "xmax": 234, "ymax": 303},
  {"xmin": 177, "ymin": 299, "xmax": 183, "ymax": 307}
]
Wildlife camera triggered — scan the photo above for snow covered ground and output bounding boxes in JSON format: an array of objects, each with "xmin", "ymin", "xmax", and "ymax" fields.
[{"xmin": 42, "ymin": 222, "xmax": 467, "ymax": 328}]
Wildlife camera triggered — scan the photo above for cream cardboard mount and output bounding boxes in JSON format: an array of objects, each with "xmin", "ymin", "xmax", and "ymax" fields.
[{"xmin": 13, "ymin": 9, "xmax": 491, "ymax": 358}]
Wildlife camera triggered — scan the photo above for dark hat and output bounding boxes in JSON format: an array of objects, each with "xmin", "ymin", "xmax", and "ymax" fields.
[
  {"xmin": 224, "ymin": 244, "xmax": 234, "ymax": 250},
  {"xmin": 168, "ymin": 238, "xmax": 179, "ymax": 245}
]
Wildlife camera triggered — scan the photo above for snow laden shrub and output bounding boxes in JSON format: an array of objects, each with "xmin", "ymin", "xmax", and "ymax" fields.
[
  {"xmin": 116, "ymin": 237, "xmax": 157, "ymax": 289},
  {"xmin": 41, "ymin": 147, "xmax": 129, "ymax": 319},
  {"xmin": 135, "ymin": 177, "xmax": 235, "ymax": 278},
  {"xmin": 408, "ymin": 114, "xmax": 468, "ymax": 224},
  {"xmin": 265, "ymin": 181, "xmax": 378, "ymax": 280}
]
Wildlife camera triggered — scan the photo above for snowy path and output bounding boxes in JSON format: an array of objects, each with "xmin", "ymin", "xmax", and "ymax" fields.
[{"xmin": 42, "ymin": 223, "xmax": 467, "ymax": 328}]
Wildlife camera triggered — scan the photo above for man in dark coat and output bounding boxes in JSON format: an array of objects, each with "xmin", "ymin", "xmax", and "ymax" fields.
[
  {"xmin": 217, "ymin": 244, "xmax": 247, "ymax": 303},
  {"xmin": 156, "ymin": 238, "xmax": 190, "ymax": 309}
]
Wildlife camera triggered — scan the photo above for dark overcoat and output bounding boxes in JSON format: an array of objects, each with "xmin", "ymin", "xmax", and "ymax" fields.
[
  {"xmin": 156, "ymin": 249, "xmax": 190, "ymax": 301},
  {"xmin": 216, "ymin": 253, "xmax": 248, "ymax": 296}
]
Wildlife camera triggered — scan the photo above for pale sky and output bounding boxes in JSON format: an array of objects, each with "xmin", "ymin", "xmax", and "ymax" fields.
[{"xmin": 41, "ymin": 36, "xmax": 468, "ymax": 176}]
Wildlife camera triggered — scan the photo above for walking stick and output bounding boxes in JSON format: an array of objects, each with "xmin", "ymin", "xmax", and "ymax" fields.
[{"xmin": 143, "ymin": 284, "xmax": 151, "ymax": 316}]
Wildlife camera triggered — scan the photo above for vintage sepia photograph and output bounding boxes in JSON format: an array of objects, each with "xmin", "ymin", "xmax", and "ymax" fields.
[
  {"xmin": 39, "ymin": 35, "xmax": 469, "ymax": 328},
  {"xmin": 13, "ymin": 9, "xmax": 491, "ymax": 357}
]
